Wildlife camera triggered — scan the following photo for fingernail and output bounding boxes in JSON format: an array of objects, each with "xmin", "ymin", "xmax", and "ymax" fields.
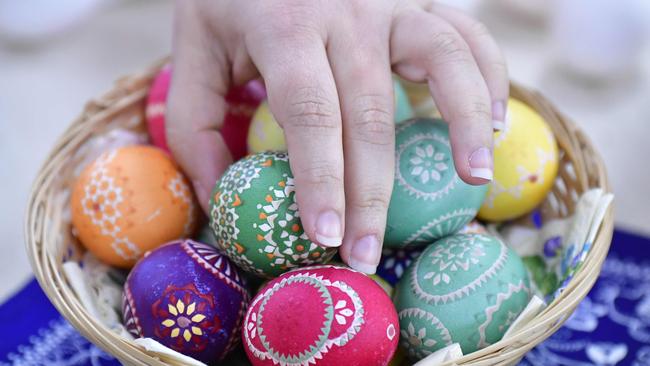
[
  {"xmin": 348, "ymin": 235, "xmax": 381, "ymax": 274},
  {"xmin": 315, "ymin": 210, "xmax": 343, "ymax": 247},
  {"xmin": 492, "ymin": 100, "xmax": 506, "ymax": 131},
  {"xmin": 469, "ymin": 147, "xmax": 493, "ymax": 181}
]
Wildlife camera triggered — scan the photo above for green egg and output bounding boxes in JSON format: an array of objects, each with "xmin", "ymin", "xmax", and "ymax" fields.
[
  {"xmin": 385, "ymin": 118, "xmax": 488, "ymax": 248},
  {"xmin": 394, "ymin": 233, "xmax": 531, "ymax": 360},
  {"xmin": 209, "ymin": 151, "xmax": 337, "ymax": 278}
]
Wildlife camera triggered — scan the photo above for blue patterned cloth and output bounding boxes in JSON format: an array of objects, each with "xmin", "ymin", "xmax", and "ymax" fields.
[{"xmin": 1, "ymin": 230, "xmax": 649, "ymax": 366}]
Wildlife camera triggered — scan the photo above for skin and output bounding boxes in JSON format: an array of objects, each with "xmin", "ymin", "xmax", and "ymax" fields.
[{"xmin": 167, "ymin": 0, "xmax": 508, "ymax": 275}]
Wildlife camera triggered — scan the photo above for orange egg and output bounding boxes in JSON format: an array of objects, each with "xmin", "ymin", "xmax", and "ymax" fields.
[{"xmin": 71, "ymin": 145, "xmax": 199, "ymax": 268}]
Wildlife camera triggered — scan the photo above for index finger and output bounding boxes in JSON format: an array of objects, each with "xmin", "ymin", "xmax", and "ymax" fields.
[{"xmin": 167, "ymin": 1, "xmax": 233, "ymax": 213}]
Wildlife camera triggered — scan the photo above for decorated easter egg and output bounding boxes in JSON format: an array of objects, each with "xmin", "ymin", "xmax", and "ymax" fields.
[
  {"xmin": 243, "ymin": 265, "xmax": 399, "ymax": 366},
  {"xmin": 378, "ymin": 221, "xmax": 487, "ymax": 286},
  {"xmin": 145, "ymin": 64, "xmax": 172, "ymax": 151},
  {"xmin": 478, "ymin": 99, "xmax": 559, "ymax": 222},
  {"xmin": 71, "ymin": 145, "xmax": 199, "ymax": 268},
  {"xmin": 384, "ymin": 118, "xmax": 488, "ymax": 248},
  {"xmin": 394, "ymin": 234, "xmax": 531, "ymax": 359},
  {"xmin": 209, "ymin": 152, "xmax": 336, "ymax": 278},
  {"xmin": 246, "ymin": 102, "xmax": 285, "ymax": 154},
  {"xmin": 246, "ymin": 79, "xmax": 414, "ymax": 153},
  {"xmin": 122, "ymin": 240, "xmax": 249, "ymax": 363},
  {"xmin": 145, "ymin": 65, "xmax": 266, "ymax": 160}
]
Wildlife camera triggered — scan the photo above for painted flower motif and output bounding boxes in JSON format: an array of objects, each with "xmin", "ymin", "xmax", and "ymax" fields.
[
  {"xmin": 151, "ymin": 283, "xmax": 221, "ymax": 353},
  {"xmin": 409, "ymin": 144, "xmax": 448, "ymax": 184},
  {"xmin": 424, "ymin": 238, "xmax": 486, "ymax": 286},
  {"xmin": 334, "ymin": 300, "xmax": 354, "ymax": 325},
  {"xmin": 401, "ymin": 322, "xmax": 436, "ymax": 355},
  {"xmin": 161, "ymin": 298, "xmax": 207, "ymax": 342}
]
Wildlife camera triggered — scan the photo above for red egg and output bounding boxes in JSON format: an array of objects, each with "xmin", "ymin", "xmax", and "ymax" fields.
[
  {"xmin": 243, "ymin": 265, "xmax": 399, "ymax": 366},
  {"xmin": 145, "ymin": 65, "xmax": 266, "ymax": 160}
]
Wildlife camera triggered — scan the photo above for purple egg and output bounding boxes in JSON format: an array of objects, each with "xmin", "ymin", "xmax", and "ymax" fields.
[{"xmin": 122, "ymin": 239, "xmax": 249, "ymax": 364}]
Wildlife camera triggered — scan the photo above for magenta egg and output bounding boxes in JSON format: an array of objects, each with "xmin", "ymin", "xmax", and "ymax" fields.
[
  {"xmin": 122, "ymin": 239, "xmax": 249, "ymax": 363},
  {"xmin": 243, "ymin": 265, "xmax": 399, "ymax": 366},
  {"xmin": 145, "ymin": 65, "xmax": 266, "ymax": 160}
]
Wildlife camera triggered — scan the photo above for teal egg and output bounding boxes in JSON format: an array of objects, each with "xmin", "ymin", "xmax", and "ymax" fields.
[
  {"xmin": 384, "ymin": 118, "xmax": 488, "ymax": 248},
  {"xmin": 393, "ymin": 78, "xmax": 414, "ymax": 123},
  {"xmin": 394, "ymin": 233, "xmax": 531, "ymax": 360}
]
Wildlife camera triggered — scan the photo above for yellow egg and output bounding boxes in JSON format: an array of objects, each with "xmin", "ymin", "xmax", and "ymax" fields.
[
  {"xmin": 478, "ymin": 98, "xmax": 559, "ymax": 222},
  {"xmin": 247, "ymin": 101, "xmax": 286, "ymax": 153}
]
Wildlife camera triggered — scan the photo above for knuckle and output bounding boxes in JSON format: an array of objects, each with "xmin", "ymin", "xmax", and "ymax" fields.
[
  {"xmin": 468, "ymin": 20, "xmax": 492, "ymax": 39},
  {"xmin": 284, "ymin": 86, "xmax": 339, "ymax": 132},
  {"xmin": 489, "ymin": 60, "xmax": 508, "ymax": 77},
  {"xmin": 426, "ymin": 31, "xmax": 473, "ymax": 66},
  {"xmin": 352, "ymin": 185, "xmax": 392, "ymax": 211},
  {"xmin": 454, "ymin": 99, "xmax": 492, "ymax": 122},
  {"xmin": 261, "ymin": 4, "xmax": 319, "ymax": 41},
  {"xmin": 348, "ymin": 94, "xmax": 395, "ymax": 147},
  {"xmin": 297, "ymin": 160, "xmax": 343, "ymax": 187}
]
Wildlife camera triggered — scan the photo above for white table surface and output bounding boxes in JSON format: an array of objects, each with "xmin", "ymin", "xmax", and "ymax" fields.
[{"xmin": 1, "ymin": 0, "xmax": 648, "ymax": 302}]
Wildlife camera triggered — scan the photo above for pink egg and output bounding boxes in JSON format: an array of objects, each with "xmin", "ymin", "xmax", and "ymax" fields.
[
  {"xmin": 146, "ymin": 64, "xmax": 172, "ymax": 151},
  {"xmin": 243, "ymin": 265, "xmax": 399, "ymax": 366},
  {"xmin": 145, "ymin": 65, "xmax": 266, "ymax": 160}
]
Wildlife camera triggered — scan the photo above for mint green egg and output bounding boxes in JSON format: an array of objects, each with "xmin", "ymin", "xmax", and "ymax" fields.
[
  {"xmin": 209, "ymin": 152, "xmax": 336, "ymax": 278},
  {"xmin": 385, "ymin": 118, "xmax": 488, "ymax": 248},
  {"xmin": 394, "ymin": 233, "xmax": 531, "ymax": 360},
  {"xmin": 394, "ymin": 78, "xmax": 414, "ymax": 123}
]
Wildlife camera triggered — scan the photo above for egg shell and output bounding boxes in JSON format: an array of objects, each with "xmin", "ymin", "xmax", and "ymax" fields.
[
  {"xmin": 145, "ymin": 64, "xmax": 172, "ymax": 151},
  {"xmin": 377, "ymin": 221, "xmax": 488, "ymax": 286},
  {"xmin": 385, "ymin": 118, "xmax": 487, "ymax": 248},
  {"xmin": 394, "ymin": 234, "xmax": 531, "ymax": 359},
  {"xmin": 71, "ymin": 145, "xmax": 199, "ymax": 268},
  {"xmin": 145, "ymin": 65, "xmax": 266, "ymax": 160},
  {"xmin": 242, "ymin": 265, "xmax": 399, "ymax": 366},
  {"xmin": 478, "ymin": 99, "xmax": 559, "ymax": 222},
  {"xmin": 209, "ymin": 152, "xmax": 337, "ymax": 278},
  {"xmin": 246, "ymin": 79, "xmax": 414, "ymax": 154},
  {"xmin": 122, "ymin": 240, "xmax": 250, "ymax": 364}
]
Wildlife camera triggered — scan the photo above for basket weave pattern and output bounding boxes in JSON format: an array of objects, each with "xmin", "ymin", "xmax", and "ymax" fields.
[{"xmin": 24, "ymin": 61, "xmax": 614, "ymax": 366}]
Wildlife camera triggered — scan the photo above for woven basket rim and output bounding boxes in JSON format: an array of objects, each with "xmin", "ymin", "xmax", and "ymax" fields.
[{"xmin": 23, "ymin": 60, "xmax": 613, "ymax": 366}]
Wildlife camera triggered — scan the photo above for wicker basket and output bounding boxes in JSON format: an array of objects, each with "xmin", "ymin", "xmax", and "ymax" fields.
[{"xmin": 24, "ymin": 60, "xmax": 614, "ymax": 366}]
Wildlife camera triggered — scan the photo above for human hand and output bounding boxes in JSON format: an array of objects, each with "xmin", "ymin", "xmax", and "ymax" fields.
[{"xmin": 167, "ymin": 0, "xmax": 508, "ymax": 274}]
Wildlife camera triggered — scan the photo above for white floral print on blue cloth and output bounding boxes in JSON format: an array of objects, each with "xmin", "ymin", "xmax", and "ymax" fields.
[{"xmin": 520, "ymin": 229, "xmax": 650, "ymax": 366}]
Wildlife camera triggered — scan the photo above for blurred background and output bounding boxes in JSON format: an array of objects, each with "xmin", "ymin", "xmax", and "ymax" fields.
[{"xmin": 0, "ymin": 0, "xmax": 649, "ymax": 303}]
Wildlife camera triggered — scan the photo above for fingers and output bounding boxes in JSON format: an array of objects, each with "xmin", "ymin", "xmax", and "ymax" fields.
[
  {"xmin": 247, "ymin": 28, "xmax": 345, "ymax": 248},
  {"xmin": 426, "ymin": 3, "xmax": 509, "ymax": 129},
  {"xmin": 167, "ymin": 1, "xmax": 233, "ymax": 213},
  {"xmin": 328, "ymin": 23, "xmax": 394, "ymax": 274},
  {"xmin": 391, "ymin": 10, "xmax": 494, "ymax": 185}
]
